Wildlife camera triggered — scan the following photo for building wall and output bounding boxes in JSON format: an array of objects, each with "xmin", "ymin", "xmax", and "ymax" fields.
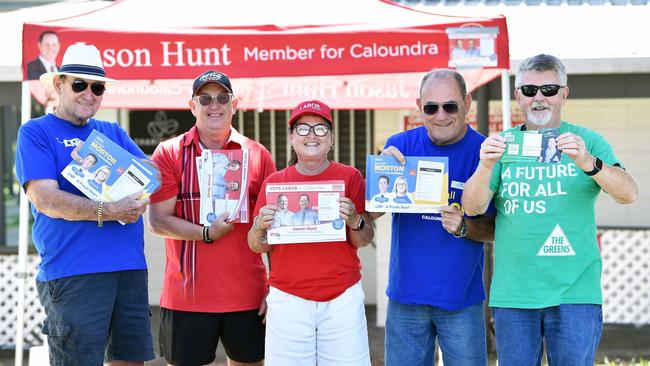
[{"xmin": 562, "ymin": 98, "xmax": 650, "ymax": 228}]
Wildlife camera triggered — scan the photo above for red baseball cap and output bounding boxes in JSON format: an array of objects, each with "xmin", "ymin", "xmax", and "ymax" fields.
[{"xmin": 288, "ymin": 100, "xmax": 332, "ymax": 127}]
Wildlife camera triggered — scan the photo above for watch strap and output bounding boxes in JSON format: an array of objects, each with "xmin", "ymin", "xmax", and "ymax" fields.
[
  {"xmin": 585, "ymin": 157, "xmax": 603, "ymax": 176},
  {"xmin": 351, "ymin": 216, "xmax": 365, "ymax": 232}
]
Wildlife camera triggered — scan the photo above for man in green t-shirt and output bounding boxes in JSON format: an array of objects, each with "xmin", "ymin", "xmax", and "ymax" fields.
[{"xmin": 462, "ymin": 54, "xmax": 639, "ymax": 365}]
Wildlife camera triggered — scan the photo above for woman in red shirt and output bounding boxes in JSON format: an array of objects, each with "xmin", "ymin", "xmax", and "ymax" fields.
[{"xmin": 248, "ymin": 100, "xmax": 374, "ymax": 366}]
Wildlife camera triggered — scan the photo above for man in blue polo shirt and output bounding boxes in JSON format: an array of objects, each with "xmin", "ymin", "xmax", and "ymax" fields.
[
  {"xmin": 15, "ymin": 43, "xmax": 156, "ymax": 365},
  {"xmin": 373, "ymin": 69, "xmax": 496, "ymax": 365}
]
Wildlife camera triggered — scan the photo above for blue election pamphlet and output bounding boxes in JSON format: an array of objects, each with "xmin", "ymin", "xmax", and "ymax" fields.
[
  {"xmin": 62, "ymin": 129, "xmax": 160, "ymax": 202},
  {"xmin": 365, "ymin": 155, "xmax": 449, "ymax": 213}
]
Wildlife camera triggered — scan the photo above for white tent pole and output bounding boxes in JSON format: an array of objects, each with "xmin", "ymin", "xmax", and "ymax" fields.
[
  {"xmin": 501, "ymin": 70, "xmax": 511, "ymax": 131},
  {"xmin": 15, "ymin": 81, "xmax": 32, "ymax": 366}
]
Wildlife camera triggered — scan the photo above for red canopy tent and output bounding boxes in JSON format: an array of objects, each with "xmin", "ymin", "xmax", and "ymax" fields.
[{"xmin": 22, "ymin": 0, "xmax": 509, "ymax": 109}]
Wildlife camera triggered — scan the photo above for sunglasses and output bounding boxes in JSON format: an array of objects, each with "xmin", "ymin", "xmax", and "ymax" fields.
[
  {"xmin": 195, "ymin": 93, "xmax": 233, "ymax": 106},
  {"xmin": 518, "ymin": 84, "xmax": 565, "ymax": 97},
  {"xmin": 68, "ymin": 79, "xmax": 106, "ymax": 96},
  {"xmin": 423, "ymin": 102, "xmax": 459, "ymax": 116},
  {"xmin": 293, "ymin": 123, "xmax": 331, "ymax": 137}
]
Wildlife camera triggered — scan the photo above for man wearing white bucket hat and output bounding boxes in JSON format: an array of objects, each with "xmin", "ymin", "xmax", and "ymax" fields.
[{"xmin": 15, "ymin": 43, "xmax": 156, "ymax": 366}]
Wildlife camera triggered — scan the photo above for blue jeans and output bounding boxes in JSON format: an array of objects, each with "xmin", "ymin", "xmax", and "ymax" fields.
[
  {"xmin": 492, "ymin": 305, "xmax": 602, "ymax": 366},
  {"xmin": 37, "ymin": 270, "xmax": 155, "ymax": 366},
  {"xmin": 385, "ymin": 300, "xmax": 487, "ymax": 366}
]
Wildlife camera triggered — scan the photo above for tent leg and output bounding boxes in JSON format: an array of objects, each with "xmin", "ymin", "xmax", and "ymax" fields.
[{"xmin": 15, "ymin": 81, "xmax": 32, "ymax": 366}]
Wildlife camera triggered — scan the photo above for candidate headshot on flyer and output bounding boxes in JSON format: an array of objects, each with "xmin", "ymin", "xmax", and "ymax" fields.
[{"xmin": 372, "ymin": 175, "xmax": 392, "ymax": 203}]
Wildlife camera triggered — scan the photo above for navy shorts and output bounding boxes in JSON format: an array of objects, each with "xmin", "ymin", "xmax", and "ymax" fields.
[
  {"xmin": 159, "ymin": 307, "xmax": 265, "ymax": 365},
  {"xmin": 36, "ymin": 270, "xmax": 155, "ymax": 365}
]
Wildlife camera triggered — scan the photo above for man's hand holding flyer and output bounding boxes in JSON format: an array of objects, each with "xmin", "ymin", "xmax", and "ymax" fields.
[
  {"xmin": 265, "ymin": 181, "xmax": 346, "ymax": 245},
  {"xmin": 365, "ymin": 155, "xmax": 449, "ymax": 213}
]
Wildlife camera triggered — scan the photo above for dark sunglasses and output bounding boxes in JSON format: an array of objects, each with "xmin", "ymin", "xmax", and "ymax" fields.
[
  {"xmin": 69, "ymin": 79, "xmax": 106, "ymax": 96},
  {"xmin": 423, "ymin": 102, "xmax": 459, "ymax": 116},
  {"xmin": 518, "ymin": 84, "xmax": 564, "ymax": 97},
  {"xmin": 293, "ymin": 123, "xmax": 331, "ymax": 137},
  {"xmin": 195, "ymin": 93, "xmax": 233, "ymax": 106}
]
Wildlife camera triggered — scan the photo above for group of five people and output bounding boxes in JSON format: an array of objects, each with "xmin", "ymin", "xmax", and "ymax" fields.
[{"xmin": 15, "ymin": 43, "xmax": 638, "ymax": 366}]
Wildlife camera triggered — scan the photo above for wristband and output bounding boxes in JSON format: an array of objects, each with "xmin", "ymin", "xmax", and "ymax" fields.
[
  {"xmin": 97, "ymin": 201, "xmax": 104, "ymax": 228},
  {"xmin": 203, "ymin": 226, "xmax": 213, "ymax": 243},
  {"xmin": 453, "ymin": 219, "xmax": 467, "ymax": 238}
]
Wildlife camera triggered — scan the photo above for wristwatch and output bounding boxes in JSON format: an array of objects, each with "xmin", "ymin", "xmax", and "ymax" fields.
[
  {"xmin": 351, "ymin": 217, "xmax": 365, "ymax": 232},
  {"xmin": 585, "ymin": 157, "xmax": 603, "ymax": 176},
  {"xmin": 453, "ymin": 220, "xmax": 468, "ymax": 238}
]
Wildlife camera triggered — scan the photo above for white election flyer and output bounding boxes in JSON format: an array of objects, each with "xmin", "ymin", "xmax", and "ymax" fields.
[
  {"xmin": 501, "ymin": 128, "xmax": 562, "ymax": 164},
  {"xmin": 265, "ymin": 181, "xmax": 346, "ymax": 245},
  {"xmin": 196, "ymin": 149, "xmax": 249, "ymax": 224},
  {"xmin": 365, "ymin": 155, "xmax": 449, "ymax": 213}
]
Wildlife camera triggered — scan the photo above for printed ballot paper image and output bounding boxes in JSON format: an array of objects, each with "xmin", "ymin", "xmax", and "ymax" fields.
[
  {"xmin": 265, "ymin": 181, "xmax": 346, "ymax": 245},
  {"xmin": 366, "ymin": 155, "xmax": 449, "ymax": 213},
  {"xmin": 62, "ymin": 129, "xmax": 160, "ymax": 203}
]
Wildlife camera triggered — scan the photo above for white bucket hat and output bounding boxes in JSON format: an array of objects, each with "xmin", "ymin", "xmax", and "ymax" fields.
[{"xmin": 39, "ymin": 43, "xmax": 117, "ymax": 84}]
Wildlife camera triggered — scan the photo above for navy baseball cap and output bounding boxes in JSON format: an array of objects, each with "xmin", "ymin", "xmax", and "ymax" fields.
[{"xmin": 192, "ymin": 70, "xmax": 233, "ymax": 96}]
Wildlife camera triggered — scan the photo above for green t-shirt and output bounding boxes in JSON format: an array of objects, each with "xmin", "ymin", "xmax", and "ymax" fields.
[{"xmin": 488, "ymin": 121, "xmax": 621, "ymax": 308}]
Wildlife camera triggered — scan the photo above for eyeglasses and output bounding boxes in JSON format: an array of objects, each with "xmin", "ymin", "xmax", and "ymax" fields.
[
  {"xmin": 195, "ymin": 93, "xmax": 233, "ymax": 106},
  {"xmin": 68, "ymin": 79, "xmax": 106, "ymax": 96},
  {"xmin": 293, "ymin": 123, "xmax": 331, "ymax": 137},
  {"xmin": 518, "ymin": 84, "xmax": 565, "ymax": 97},
  {"xmin": 423, "ymin": 102, "xmax": 459, "ymax": 116}
]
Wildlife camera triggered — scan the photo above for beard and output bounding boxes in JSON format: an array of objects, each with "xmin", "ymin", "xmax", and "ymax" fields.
[{"xmin": 526, "ymin": 103, "xmax": 553, "ymax": 126}]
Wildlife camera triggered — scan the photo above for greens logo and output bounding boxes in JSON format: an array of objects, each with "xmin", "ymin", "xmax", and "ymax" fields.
[{"xmin": 537, "ymin": 224, "xmax": 575, "ymax": 256}]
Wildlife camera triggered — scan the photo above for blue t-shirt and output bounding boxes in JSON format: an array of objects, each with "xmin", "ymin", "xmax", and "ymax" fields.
[
  {"xmin": 15, "ymin": 113, "xmax": 148, "ymax": 281},
  {"xmin": 385, "ymin": 126, "xmax": 495, "ymax": 310}
]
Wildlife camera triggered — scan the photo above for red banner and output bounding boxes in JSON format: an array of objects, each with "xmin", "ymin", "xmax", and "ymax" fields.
[{"xmin": 23, "ymin": 22, "xmax": 508, "ymax": 80}]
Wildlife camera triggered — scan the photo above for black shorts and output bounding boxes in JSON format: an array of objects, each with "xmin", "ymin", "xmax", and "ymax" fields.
[{"xmin": 159, "ymin": 307, "xmax": 265, "ymax": 365}]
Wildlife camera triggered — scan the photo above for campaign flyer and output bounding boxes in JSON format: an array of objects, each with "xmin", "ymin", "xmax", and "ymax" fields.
[
  {"xmin": 61, "ymin": 129, "xmax": 160, "ymax": 202},
  {"xmin": 365, "ymin": 155, "xmax": 449, "ymax": 213},
  {"xmin": 197, "ymin": 149, "xmax": 249, "ymax": 224},
  {"xmin": 501, "ymin": 128, "xmax": 562, "ymax": 164},
  {"xmin": 265, "ymin": 181, "xmax": 346, "ymax": 245}
]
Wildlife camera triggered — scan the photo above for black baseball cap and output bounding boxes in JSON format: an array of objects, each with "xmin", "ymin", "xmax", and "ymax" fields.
[{"xmin": 192, "ymin": 70, "xmax": 233, "ymax": 96}]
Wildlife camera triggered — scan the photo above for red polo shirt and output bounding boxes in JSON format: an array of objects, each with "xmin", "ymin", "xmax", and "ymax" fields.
[{"xmin": 151, "ymin": 126, "xmax": 276, "ymax": 312}]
